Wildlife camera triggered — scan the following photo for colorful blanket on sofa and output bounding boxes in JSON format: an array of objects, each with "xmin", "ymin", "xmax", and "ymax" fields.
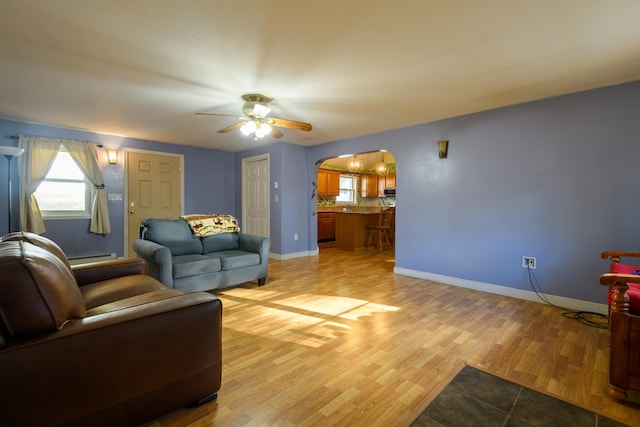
[{"xmin": 182, "ymin": 214, "xmax": 240, "ymax": 237}]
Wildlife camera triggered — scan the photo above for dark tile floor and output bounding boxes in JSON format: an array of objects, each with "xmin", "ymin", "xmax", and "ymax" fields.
[{"xmin": 411, "ymin": 366, "xmax": 630, "ymax": 427}]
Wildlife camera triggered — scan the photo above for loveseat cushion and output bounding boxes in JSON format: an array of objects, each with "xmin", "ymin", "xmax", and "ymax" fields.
[
  {"xmin": 202, "ymin": 232, "xmax": 240, "ymax": 253},
  {"xmin": 172, "ymin": 254, "xmax": 222, "ymax": 279},
  {"xmin": 142, "ymin": 218, "xmax": 203, "ymax": 256},
  {"xmin": 207, "ymin": 250, "xmax": 260, "ymax": 270},
  {"xmin": 2, "ymin": 231, "xmax": 72, "ymax": 272},
  {"xmin": 0, "ymin": 241, "xmax": 86, "ymax": 337}
]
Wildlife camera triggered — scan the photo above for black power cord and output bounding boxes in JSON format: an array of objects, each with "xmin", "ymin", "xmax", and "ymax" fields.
[{"xmin": 525, "ymin": 266, "xmax": 608, "ymax": 329}]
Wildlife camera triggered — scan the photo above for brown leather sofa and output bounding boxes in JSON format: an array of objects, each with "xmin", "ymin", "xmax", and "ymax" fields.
[{"xmin": 0, "ymin": 232, "xmax": 222, "ymax": 427}]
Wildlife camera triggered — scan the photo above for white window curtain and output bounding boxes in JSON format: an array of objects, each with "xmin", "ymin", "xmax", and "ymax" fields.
[
  {"xmin": 18, "ymin": 136, "xmax": 111, "ymax": 235},
  {"xmin": 18, "ymin": 136, "xmax": 60, "ymax": 234},
  {"xmin": 62, "ymin": 140, "xmax": 111, "ymax": 235}
]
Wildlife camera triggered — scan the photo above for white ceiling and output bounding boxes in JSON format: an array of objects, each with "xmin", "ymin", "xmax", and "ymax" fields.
[{"xmin": 1, "ymin": 1, "xmax": 639, "ymax": 152}]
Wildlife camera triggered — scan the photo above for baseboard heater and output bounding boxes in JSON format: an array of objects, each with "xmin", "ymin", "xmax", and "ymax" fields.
[{"xmin": 68, "ymin": 253, "xmax": 117, "ymax": 266}]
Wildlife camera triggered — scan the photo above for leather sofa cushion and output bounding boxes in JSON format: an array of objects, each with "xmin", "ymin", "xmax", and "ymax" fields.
[
  {"xmin": 172, "ymin": 254, "xmax": 221, "ymax": 279},
  {"xmin": 143, "ymin": 218, "xmax": 203, "ymax": 256},
  {"xmin": 208, "ymin": 250, "xmax": 260, "ymax": 270},
  {"xmin": 202, "ymin": 232, "xmax": 239, "ymax": 253},
  {"xmin": 2, "ymin": 231, "xmax": 72, "ymax": 272},
  {"xmin": 86, "ymin": 289, "xmax": 184, "ymax": 316},
  {"xmin": 80, "ymin": 275, "xmax": 168, "ymax": 310},
  {"xmin": 0, "ymin": 241, "xmax": 86, "ymax": 337}
]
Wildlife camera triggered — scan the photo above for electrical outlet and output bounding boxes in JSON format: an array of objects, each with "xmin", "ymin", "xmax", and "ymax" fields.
[
  {"xmin": 294, "ymin": 233, "xmax": 299, "ymax": 241},
  {"xmin": 522, "ymin": 256, "xmax": 536, "ymax": 269}
]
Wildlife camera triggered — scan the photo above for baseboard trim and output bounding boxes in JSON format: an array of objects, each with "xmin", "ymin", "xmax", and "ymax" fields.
[
  {"xmin": 394, "ymin": 267, "xmax": 608, "ymax": 315},
  {"xmin": 269, "ymin": 248, "xmax": 319, "ymax": 260}
]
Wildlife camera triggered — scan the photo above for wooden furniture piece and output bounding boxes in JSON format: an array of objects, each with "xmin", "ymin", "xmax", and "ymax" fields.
[
  {"xmin": 318, "ymin": 212, "xmax": 336, "ymax": 242},
  {"xmin": 366, "ymin": 207, "xmax": 394, "ymax": 251},
  {"xmin": 317, "ymin": 169, "xmax": 340, "ymax": 196},
  {"xmin": 335, "ymin": 211, "xmax": 379, "ymax": 251},
  {"xmin": 599, "ymin": 251, "xmax": 640, "ymax": 401}
]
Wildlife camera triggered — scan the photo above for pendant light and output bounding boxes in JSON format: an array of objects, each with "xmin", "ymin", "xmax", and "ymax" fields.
[
  {"xmin": 347, "ymin": 156, "xmax": 364, "ymax": 173},
  {"xmin": 375, "ymin": 152, "xmax": 389, "ymax": 176}
]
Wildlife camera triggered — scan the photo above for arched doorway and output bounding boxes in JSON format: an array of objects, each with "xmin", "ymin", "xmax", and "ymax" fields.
[{"xmin": 315, "ymin": 150, "xmax": 396, "ymax": 252}]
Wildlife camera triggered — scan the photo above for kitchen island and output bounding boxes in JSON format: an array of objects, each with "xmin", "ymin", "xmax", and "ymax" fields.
[{"xmin": 335, "ymin": 211, "xmax": 380, "ymax": 251}]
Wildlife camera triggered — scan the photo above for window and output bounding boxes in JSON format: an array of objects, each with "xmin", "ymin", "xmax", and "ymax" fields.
[
  {"xmin": 34, "ymin": 147, "xmax": 93, "ymax": 219},
  {"xmin": 336, "ymin": 175, "xmax": 357, "ymax": 204}
]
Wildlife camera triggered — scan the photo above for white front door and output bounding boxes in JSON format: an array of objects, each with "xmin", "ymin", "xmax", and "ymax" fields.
[{"xmin": 242, "ymin": 154, "xmax": 269, "ymax": 238}]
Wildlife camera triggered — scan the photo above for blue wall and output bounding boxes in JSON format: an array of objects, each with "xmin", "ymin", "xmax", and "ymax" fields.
[
  {"xmin": 0, "ymin": 119, "xmax": 235, "ymax": 258},
  {"xmin": 1, "ymin": 81, "xmax": 639, "ymax": 306},
  {"xmin": 306, "ymin": 81, "xmax": 640, "ymax": 305}
]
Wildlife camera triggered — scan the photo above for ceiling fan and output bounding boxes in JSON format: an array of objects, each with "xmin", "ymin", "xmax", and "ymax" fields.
[{"xmin": 196, "ymin": 93, "xmax": 313, "ymax": 139}]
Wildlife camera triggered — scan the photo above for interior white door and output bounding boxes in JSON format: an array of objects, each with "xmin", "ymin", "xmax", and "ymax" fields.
[
  {"xmin": 243, "ymin": 155, "xmax": 269, "ymax": 238},
  {"xmin": 126, "ymin": 150, "xmax": 183, "ymax": 257}
]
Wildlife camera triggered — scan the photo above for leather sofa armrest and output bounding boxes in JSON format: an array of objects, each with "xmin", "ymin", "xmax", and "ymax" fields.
[
  {"xmin": 72, "ymin": 258, "xmax": 148, "ymax": 287},
  {"xmin": 0, "ymin": 292, "xmax": 222, "ymax": 426},
  {"xmin": 132, "ymin": 239, "xmax": 174, "ymax": 287}
]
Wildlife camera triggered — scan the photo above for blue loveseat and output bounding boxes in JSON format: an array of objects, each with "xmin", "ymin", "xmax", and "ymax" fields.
[{"xmin": 132, "ymin": 217, "xmax": 270, "ymax": 292}]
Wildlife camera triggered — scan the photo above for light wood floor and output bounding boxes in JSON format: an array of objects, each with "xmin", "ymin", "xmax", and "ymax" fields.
[{"xmin": 145, "ymin": 248, "xmax": 640, "ymax": 426}]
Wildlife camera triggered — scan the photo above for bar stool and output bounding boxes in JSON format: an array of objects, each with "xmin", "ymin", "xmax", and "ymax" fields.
[{"xmin": 367, "ymin": 207, "xmax": 394, "ymax": 251}]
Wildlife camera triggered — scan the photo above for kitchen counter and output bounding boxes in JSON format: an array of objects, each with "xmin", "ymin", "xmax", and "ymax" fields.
[{"xmin": 335, "ymin": 211, "xmax": 380, "ymax": 251}]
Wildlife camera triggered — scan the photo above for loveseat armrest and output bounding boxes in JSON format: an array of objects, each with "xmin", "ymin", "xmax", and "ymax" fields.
[
  {"xmin": 238, "ymin": 233, "xmax": 271, "ymax": 260},
  {"xmin": 132, "ymin": 239, "xmax": 174, "ymax": 287},
  {"xmin": 72, "ymin": 257, "xmax": 148, "ymax": 287},
  {"xmin": 0, "ymin": 292, "xmax": 222, "ymax": 426}
]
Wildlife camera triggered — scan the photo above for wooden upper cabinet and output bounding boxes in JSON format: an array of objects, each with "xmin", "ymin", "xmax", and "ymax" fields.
[
  {"xmin": 360, "ymin": 174, "xmax": 379, "ymax": 198},
  {"xmin": 384, "ymin": 173, "xmax": 396, "ymax": 189},
  {"xmin": 318, "ymin": 169, "xmax": 340, "ymax": 197},
  {"xmin": 377, "ymin": 173, "xmax": 396, "ymax": 196}
]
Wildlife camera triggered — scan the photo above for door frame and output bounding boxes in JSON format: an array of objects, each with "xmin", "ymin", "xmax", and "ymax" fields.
[
  {"xmin": 241, "ymin": 153, "xmax": 270, "ymax": 237},
  {"xmin": 123, "ymin": 147, "xmax": 185, "ymax": 257}
]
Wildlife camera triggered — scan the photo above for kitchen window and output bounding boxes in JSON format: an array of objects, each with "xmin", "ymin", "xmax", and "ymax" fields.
[
  {"xmin": 336, "ymin": 175, "xmax": 357, "ymax": 204},
  {"xmin": 34, "ymin": 147, "xmax": 94, "ymax": 219}
]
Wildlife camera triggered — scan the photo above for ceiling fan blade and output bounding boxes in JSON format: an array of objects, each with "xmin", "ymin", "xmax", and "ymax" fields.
[
  {"xmin": 196, "ymin": 112, "xmax": 247, "ymax": 120},
  {"xmin": 270, "ymin": 126, "xmax": 284, "ymax": 138},
  {"xmin": 217, "ymin": 122, "xmax": 244, "ymax": 134},
  {"xmin": 268, "ymin": 117, "xmax": 313, "ymax": 132}
]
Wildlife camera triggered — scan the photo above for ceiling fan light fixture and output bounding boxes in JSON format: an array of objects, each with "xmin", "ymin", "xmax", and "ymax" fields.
[
  {"xmin": 255, "ymin": 123, "xmax": 272, "ymax": 138},
  {"xmin": 240, "ymin": 121, "xmax": 256, "ymax": 136},
  {"xmin": 242, "ymin": 101, "xmax": 271, "ymax": 118},
  {"xmin": 252, "ymin": 103, "xmax": 271, "ymax": 118}
]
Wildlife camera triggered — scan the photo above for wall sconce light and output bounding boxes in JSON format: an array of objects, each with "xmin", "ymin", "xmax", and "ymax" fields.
[
  {"xmin": 107, "ymin": 149, "xmax": 117, "ymax": 164},
  {"xmin": 437, "ymin": 140, "xmax": 449, "ymax": 159}
]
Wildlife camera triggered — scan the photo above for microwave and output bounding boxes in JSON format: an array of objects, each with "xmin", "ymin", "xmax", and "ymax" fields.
[{"xmin": 383, "ymin": 188, "xmax": 396, "ymax": 197}]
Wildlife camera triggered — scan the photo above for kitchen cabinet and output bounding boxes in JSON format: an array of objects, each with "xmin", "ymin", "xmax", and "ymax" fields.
[
  {"xmin": 360, "ymin": 174, "xmax": 379, "ymax": 198},
  {"xmin": 377, "ymin": 173, "xmax": 396, "ymax": 196},
  {"xmin": 317, "ymin": 212, "xmax": 336, "ymax": 242},
  {"xmin": 335, "ymin": 212, "xmax": 379, "ymax": 251},
  {"xmin": 317, "ymin": 169, "xmax": 340, "ymax": 197}
]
